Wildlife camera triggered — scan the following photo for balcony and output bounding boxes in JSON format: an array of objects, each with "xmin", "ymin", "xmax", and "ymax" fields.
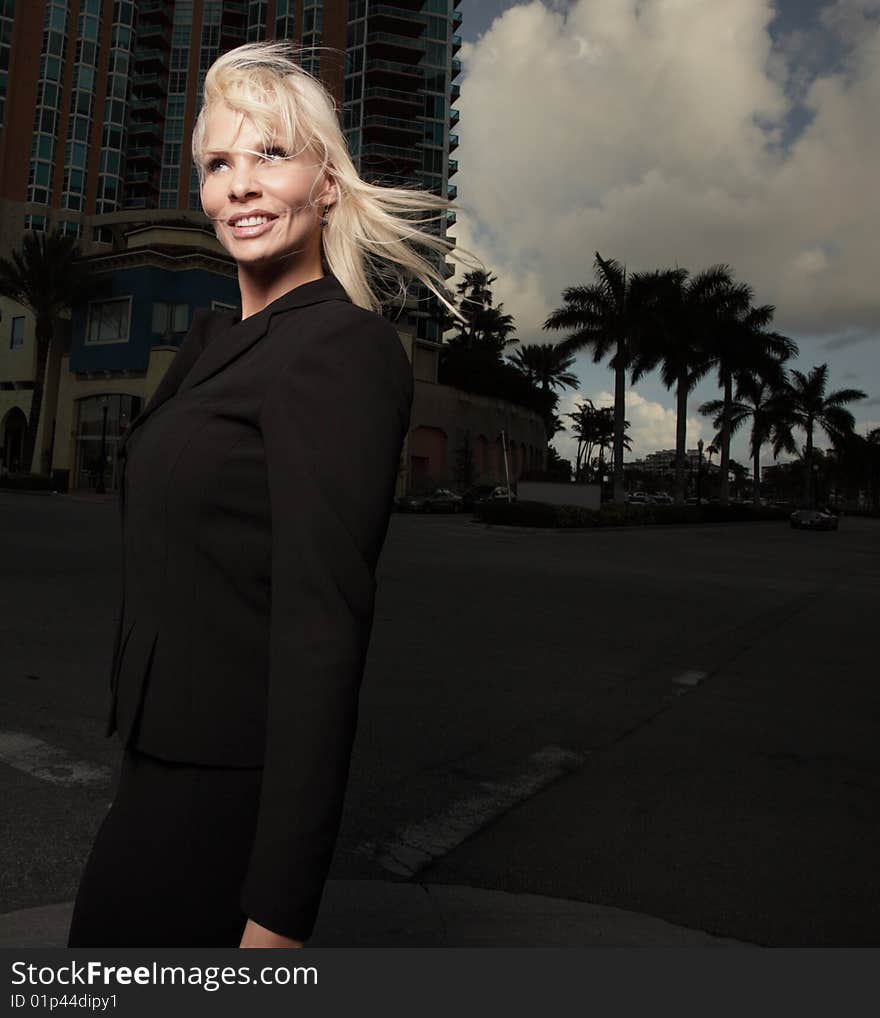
[
  {"xmin": 130, "ymin": 96, "xmax": 162, "ymax": 117},
  {"xmin": 361, "ymin": 142, "xmax": 421, "ymax": 165},
  {"xmin": 366, "ymin": 31, "xmax": 424, "ymax": 62},
  {"xmin": 365, "ymin": 58, "xmax": 423, "ymax": 84},
  {"xmin": 446, "ymin": 210, "xmax": 456, "ymax": 227},
  {"xmin": 128, "ymin": 145, "xmax": 160, "ymax": 162},
  {"xmin": 448, "ymin": 158, "xmax": 458, "ymax": 178},
  {"xmin": 450, "ymin": 107, "xmax": 459, "ymax": 127},
  {"xmin": 363, "ymin": 85, "xmax": 423, "ymax": 114},
  {"xmin": 447, "ymin": 184, "xmax": 457, "ymax": 201},
  {"xmin": 363, "ymin": 114, "xmax": 422, "ymax": 139},
  {"xmin": 139, "ymin": 0, "xmax": 172, "ymax": 19},
  {"xmin": 451, "ymin": 82, "xmax": 460, "ymax": 102},
  {"xmin": 370, "ymin": 6, "xmax": 425, "ymax": 37},
  {"xmin": 452, "ymin": 33, "xmax": 461, "ymax": 55},
  {"xmin": 132, "ymin": 72, "xmax": 165, "ymax": 95},
  {"xmin": 134, "ymin": 47, "xmax": 169, "ymax": 71},
  {"xmin": 128, "ymin": 117, "xmax": 162, "ymax": 141},
  {"xmin": 451, "ymin": 57, "xmax": 462, "ymax": 79},
  {"xmin": 449, "ymin": 132, "xmax": 458, "ymax": 152},
  {"xmin": 453, "ymin": 9, "xmax": 462, "ymax": 29},
  {"xmin": 136, "ymin": 21, "xmax": 170, "ymax": 47}
]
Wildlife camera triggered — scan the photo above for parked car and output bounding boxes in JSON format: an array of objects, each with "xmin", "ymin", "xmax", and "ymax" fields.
[
  {"xmin": 652, "ymin": 492, "xmax": 673, "ymax": 505},
  {"xmin": 474, "ymin": 486, "xmax": 517, "ymax": 510},
  {"xmin": 626, "ymin": 491, "xmax": 653, "ymax": 504},
  {"xmin": 421, "ymin": 487, "xmax": 464, "ymax": 513},
  {"xmin": 790, "ymin": 508, "xmax": 838, "ymax": 531},
  {"xmin": 395, "ymin": 492, "xmax": 428, "ymax": 513},
  {"xmin": 460, "ymin": 484, "xmax": 499, "ymax": 511}
]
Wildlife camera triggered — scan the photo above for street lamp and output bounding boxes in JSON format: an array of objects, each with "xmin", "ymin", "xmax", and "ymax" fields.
[{"xmin": 697, "ymin": 438, "xmax": 703, "ymax": 504}]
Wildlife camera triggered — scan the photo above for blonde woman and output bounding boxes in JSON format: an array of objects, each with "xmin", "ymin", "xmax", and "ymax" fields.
[{"xmin": 67, "ymin": 40, "xmax": 475, "ymax": 948}]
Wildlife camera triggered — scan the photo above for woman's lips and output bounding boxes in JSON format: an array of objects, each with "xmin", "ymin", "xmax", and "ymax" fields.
[{"xmin": 228, "ymin": 215, "xmax": 278, "ymax": 238}]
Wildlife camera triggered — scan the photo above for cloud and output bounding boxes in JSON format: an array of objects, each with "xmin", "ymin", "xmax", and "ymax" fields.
[{"xmin": 452, "ymin": 0, "xmax": 880, "ymax": 346}]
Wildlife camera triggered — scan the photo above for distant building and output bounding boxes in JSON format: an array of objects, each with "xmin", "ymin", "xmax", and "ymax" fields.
[{"xmin": 626, "ymin": 448, "xmax": 707, "ymax": 473}]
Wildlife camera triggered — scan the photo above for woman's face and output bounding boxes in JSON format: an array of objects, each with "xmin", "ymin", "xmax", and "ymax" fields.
[{"xmin": 199, "ymin": 102, "xmax": 334, "ymax": 272}]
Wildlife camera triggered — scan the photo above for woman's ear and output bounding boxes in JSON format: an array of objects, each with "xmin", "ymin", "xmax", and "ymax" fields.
[{"xmin": 320, "ymin": 173, "xmax": 338, "ymax": 208}]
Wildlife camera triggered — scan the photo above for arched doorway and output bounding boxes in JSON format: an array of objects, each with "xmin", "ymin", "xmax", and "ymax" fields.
[{"xmin": 1, "ymin": 406, "xmax": 27, "ymax": 473}]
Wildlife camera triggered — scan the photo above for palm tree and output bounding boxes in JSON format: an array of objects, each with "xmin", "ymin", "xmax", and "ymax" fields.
[
  {"xmin": 544, "ymin": 252, "xmax": 655, "ymax": 504},
  {"xmin": 701, "ymin": 281, "xmax": 798, "ymax": 505},
  {"xmin": 592, "ymin": 406, "xmax": 631, "ymax": 492},
  {"xmin": 506, "ymin": 342, "xmax": 580, "ymax": 396},
  {"xmin": 699, "ymin": 367, "xmax": 796, "ymax": 508},
  {"xmin": 441, "ymin": 269, "xmax": 517, "ymax": 354},
  {"xmin": 630, "ymin": 265, "xmax": 736, "ymax": 506},
  {"xmin": 776, "ymin": 364, "xmax": 867, "ymax": 507},
  {"xmin": 565, "ymin": 398, "xmax": 601, "ymax": 481},
  {"xmin": 0, "ymin": 228, "xmax": 93, "ymax": 475},
  {"xmin": 507, "ymin": 341, "xmax": 580, "ymax": 443}
]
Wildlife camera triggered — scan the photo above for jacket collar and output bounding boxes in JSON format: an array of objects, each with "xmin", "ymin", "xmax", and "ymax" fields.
[{"xmin": 120, "ymin": 273, "xmax": 351, "ymax": 454}]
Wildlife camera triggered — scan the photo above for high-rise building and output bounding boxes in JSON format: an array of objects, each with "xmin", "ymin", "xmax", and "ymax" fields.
[{"xmin": 0, "ymin": 0, "xmax": 462, "ymax": 340}]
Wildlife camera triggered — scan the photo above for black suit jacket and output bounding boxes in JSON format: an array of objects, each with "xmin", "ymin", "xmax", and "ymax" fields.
[{"xmin": 104, "ymin": 272, "xmax": 413, "ymax": 941}]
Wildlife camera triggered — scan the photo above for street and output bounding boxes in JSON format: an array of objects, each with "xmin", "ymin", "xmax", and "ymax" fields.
[{"xmin": 1, "ymin": 492, "xmax": 878, "ymax": 945}]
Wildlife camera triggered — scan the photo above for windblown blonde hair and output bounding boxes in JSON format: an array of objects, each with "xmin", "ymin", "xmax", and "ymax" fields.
[{"xmin": 192, "ymin": 40, "xmax": 482, "ymax": 322}]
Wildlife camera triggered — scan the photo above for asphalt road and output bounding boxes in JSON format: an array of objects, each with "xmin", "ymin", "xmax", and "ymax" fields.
[{"xmin": 1, "ymin": 492, "xmax": 877, "ymax": 945}]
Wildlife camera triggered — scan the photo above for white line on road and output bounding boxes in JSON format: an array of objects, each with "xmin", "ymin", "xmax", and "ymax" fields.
[
  {"xmin": 672, "ymin": 670, "xmax": 709, "ymax": 688},
  {"xmin": 357, "ymin": 745, "xmax": 587, "ymax": 878},
  {"xmin": 0, "ymin": 731, "xmax": 111, "ymax": 786}
]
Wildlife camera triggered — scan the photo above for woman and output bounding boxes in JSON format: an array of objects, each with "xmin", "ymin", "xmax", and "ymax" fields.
[{"xmin": 67, "ymin": 41, "xmax": 477, "ymax": 948}]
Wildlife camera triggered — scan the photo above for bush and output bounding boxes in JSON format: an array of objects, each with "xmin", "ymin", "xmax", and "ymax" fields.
[{"xmin": 475, "ymin": 498, "xmax": 790, "ymax": 528}]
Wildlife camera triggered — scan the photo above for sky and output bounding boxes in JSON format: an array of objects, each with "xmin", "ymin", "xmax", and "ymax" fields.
[{"xmin": 453, "ymin": 0, "xmax": 880, "ymax": 470}]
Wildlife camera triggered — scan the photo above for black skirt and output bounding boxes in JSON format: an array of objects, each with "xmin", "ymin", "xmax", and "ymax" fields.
[{"xmin": 67, "ymin": 746, "xmax": 264, "ymax": 947}]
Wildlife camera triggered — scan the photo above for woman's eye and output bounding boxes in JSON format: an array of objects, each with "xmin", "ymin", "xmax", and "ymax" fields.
[{"xmin": 203, "ymin": 148, "xmax": 283, "ymax": 173}]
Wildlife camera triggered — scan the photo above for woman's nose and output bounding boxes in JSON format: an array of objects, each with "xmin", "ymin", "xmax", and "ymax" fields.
[{"xmin": 228, "ymin": 164, "xmax": 260, "ymax": 199}]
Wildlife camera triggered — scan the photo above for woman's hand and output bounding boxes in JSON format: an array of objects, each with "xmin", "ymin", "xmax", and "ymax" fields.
[{"xmin": 239, "ymin": 918, "xmax": 304, "ymax": 948}]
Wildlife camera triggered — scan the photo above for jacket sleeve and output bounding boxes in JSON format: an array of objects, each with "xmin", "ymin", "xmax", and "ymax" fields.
[{"xmin": 240, "ymin": 313, "xmax": 413, "ymax": 941}]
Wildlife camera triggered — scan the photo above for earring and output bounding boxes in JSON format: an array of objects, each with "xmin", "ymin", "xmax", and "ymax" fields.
[{"xmin": 320, "ymin": 204, "xmax": 331, "ymax": 228}]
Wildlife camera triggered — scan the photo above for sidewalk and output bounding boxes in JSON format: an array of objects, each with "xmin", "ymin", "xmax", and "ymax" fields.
[{"xmin": 0, "ymin": 880, "xmax": 751, "ymax": 948}]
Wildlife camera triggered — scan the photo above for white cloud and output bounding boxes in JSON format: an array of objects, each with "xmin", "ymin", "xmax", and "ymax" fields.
[{"xmin": 451, "ymin": 0, "xmax": 880, "ymax": 453}]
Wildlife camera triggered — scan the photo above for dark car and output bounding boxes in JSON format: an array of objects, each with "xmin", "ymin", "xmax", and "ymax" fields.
[
  {"xmin": 397, "ymin": 488, "xmax": 464, "ymax": 513},
  {"xmin": 422, "ymin": 488, "xmax": 464, "ymax": 513},
  {"xmin": 395, "ymin": 492, "xmax": 428, "ymax": 513},
  {"xmin": 460, "ymin": 484, "xmax": 499, "ymax": 512},
  {"xmin": 790, "ymin": 508, "xmax": 838, "ymax": 531},
  {"xmin": 474, "ymin": 486, "xmax": 517, "ymax": 510}
]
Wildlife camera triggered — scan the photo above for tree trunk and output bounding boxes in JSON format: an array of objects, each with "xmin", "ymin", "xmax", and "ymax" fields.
[
  {"xmin": 752, "ymin": 442, "xmax": 762, "ymax": 509},
  {"xmin": 719, "ymin": 371, "xmax": 732, "ymax": 505},
  {"xmin": 803, "ymin": 420, "xmax": 814, "ymax": 508},
  {"xmin": 674, "ymin": 369, "xmax": 688, "ymax": 505},
  {"xmin": 612, "ymin": 338, "xmax": 626, "ymax": 505}
]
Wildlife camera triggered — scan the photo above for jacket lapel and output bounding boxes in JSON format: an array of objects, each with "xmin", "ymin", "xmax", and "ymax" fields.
[
  {"xmin": 177, "ymin": 272, "xmax": 352, "ymax": 396},
  {"xmin": 119, "ymin": 273, "xmax": 350, "ymax": 455}
]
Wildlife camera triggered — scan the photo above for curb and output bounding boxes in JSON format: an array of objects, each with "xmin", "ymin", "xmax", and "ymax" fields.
[{"xmin": 1, "ymin": 880, "xmax": 753, "ymax": 949}]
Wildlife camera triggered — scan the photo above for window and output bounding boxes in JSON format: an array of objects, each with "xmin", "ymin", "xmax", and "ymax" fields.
[
  {"xmin": 152, "ymin": 301, "xmax": 189, "ymax": 335},
  {"xmin": 211, "ymin": 300, "xmax": 237, "ymax": 312},
  {"xmin": 87, "ymin": 297, "xmax": 131, "ymax": 344},
  {"xmin": 10, "ymin": 316, "xmax": 25, "ymax": 349}
]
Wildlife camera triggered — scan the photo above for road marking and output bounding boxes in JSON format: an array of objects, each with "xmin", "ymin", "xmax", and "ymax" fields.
[
  {"xmin": 357, "ymin": 745, "xmax": 587, "ymax": 877},
  {"xmin": 672, "ymin": 670, "xmax": 709, "ymax": 688},
  {"xmin": 0, "ymin": 731, "xmax": 111, "ymax": 786}
]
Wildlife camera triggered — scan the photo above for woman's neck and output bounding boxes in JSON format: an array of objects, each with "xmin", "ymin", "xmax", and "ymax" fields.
[{"xmin": 237, "ymin": 261, "xmax": 325, "ymax": 320}]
